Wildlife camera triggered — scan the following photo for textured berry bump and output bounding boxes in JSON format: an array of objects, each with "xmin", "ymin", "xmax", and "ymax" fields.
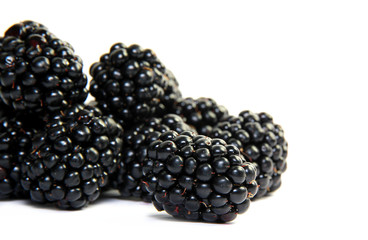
[
  {"xmin": 89, "ymin": 42, "xmax": 181, "ymax": 126},
  {"xmin": 0, "ymin": 21, "xmax": 88, "ymax": 114},
  {"xmin": 0, "ymin": 114, "xmax": 37, "ymax": 199},
  {"xmin": 110, "ymin": 113, "xmax": 195, "ymax": 202},
  {"xmin": 169, "ymin": 97, "xmax": 229, "ymax": 136},
  {"xmin": 20, "ymin": 104, "xmax": 123, "ymax": 209},
  {"xmin": 142, "ymin": 130, "xmax": 258, "ymax": 223},
  {"xmin": 211, "ymin": 110, "xmax": 288, "ymax": 199}
]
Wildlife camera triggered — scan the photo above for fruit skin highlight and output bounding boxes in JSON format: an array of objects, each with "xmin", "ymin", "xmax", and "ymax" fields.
[{"xmin": 142, "ymin": 130, "xmax": 258, "ymax": 223}]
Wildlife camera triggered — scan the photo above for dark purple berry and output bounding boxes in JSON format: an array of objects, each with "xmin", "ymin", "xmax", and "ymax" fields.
[{"xmin": 143, "ymin": 130, "xmax": 258, "ymax": 223}]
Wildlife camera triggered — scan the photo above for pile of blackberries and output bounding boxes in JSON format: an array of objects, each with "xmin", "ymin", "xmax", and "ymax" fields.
[{"xmin": 0, "ymin": 21, "xmax": 288, "ymax": 223}]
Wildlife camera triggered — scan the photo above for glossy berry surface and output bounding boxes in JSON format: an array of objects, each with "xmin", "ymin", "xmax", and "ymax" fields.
[
  {"xmin": 110, "ymin": 114, "xmax": 195, "ymax": 202},
  {"xmin": 89, "ymin": 42, "xmax": 181, "ymax": 126},
  {"xmin": 142, "ymin": 130, "xmax": 258, "ymax": 223},
  {"xmin": 20, "ymin": 104, "xmax": 123, "ymax": 209},
  {"xmin": 0, "ymin": 21, "xmax": 88, "ymax": 114},
  {"xmin": 211, "ymin": 110, "xmax": 288, "ymax": 199},
  {"xmin": 169, "ymin": 97, "xmax": 229, "ymax": 136},
  {"xmin": 0, "ymin": 113, "xmax": 37, "ymax": 199}
]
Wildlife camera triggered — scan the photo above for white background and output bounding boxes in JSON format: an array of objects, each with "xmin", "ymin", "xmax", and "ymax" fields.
[{"xmin": 1, "ymin": 0, "xmax": 368, "ymax": 239}]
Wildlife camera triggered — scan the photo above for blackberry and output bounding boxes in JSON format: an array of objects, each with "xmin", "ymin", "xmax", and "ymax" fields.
[
  {"xmin": 142, "ymin": 130, "xmax": 258, "ymax": 223},
  {"xmin": 89, "ymin": 42, "xmax": 181, "ymax": 126},
  {"xmin": 111, "ymin": 114, "xmax": 195, "ymax": 202},
  {"xmin": 20, "ymin": 104, "xmax": 123, "ymax": 209},
  {"xmin": 0, "ymin": 20, "xmax": 88, "ymax": 114},
  {"xmin": 4, "ymin": 20, "xmax": 47, "ymax": 39},
  {"xmin": 169, "ymin": 97, "xmax": 229, "ymax": 136},
  {"xmin": 211, "ymin": 110, "xmax": 288, "ymax": 199},
  {"xmin": 0, "ymin": 114, "xmax": 37, "ymax": 199}
]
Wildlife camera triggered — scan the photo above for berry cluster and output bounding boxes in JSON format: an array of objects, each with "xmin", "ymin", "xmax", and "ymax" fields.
[
  {"xmin": 21, "ymin": 104, "xmax": 123, "ymax": 209},
  {"xmin": 211, "ymin": 111, "xmax": 288, "ymax": 198},
  {"xmin": 110, "ymin": 113, "xmax": 195, "ymax": 202},
  {"xmin": 0, "ymin": 21, "xmax": 123, "ymax": 209},
  {"xmin": 0, "ymin": 21, "xmax": 88, "ymax": 114},
  {"xmin": 89, "ymin": 42, "xmax": 181, "ymax": 126},
  {"xmin": 0, "ymin": 21, "xmax": 288, "ymax": 223},
  {"xmin": 142, "ymin": 130, "xmax": 258, "ymax": 222}
]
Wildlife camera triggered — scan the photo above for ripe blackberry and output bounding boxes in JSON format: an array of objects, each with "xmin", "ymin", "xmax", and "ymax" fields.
[
  {"xmin": 4, "ymin": 20, "xmax": 47, "ymax": 39},
  {"xmin": 211, "ymin": 111, "xmax": 288, "ymax": 199},
  {"xmin": 0, "ymin": 114, "xmax": 37, "ymax": 199},
  {"xmin": 0, "ymin": 21, "xmax": 88, "ymax": 114},
  {"xmin": 89, "ymin": 42, "xmax": 181, "ymax": 126},
  {"xmin": 169, "ymin": 97, "xmax": 229, "ymax": 136},
  {"xmin": 20, "ymin": 104, "xmax": 123, "ymax": 209},
  {"xmin": 111, "ymin": 114, "xmax": 195, "ymax": 202},
  {"xmin": 142, "ymin": 130, "xmax": 258, "ymax": 223}
]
